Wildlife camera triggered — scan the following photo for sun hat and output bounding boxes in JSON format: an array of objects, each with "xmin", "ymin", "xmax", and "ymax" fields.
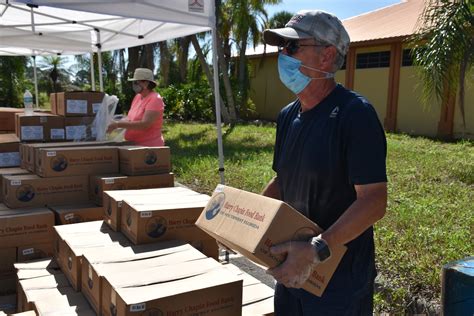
[
  {"xmin": 263, "ymin": 10, "xmax": 350, "ymax": 56},
  {"xmin": 127, "ymin": 68, "xmax": 157, "ymax": 84}
]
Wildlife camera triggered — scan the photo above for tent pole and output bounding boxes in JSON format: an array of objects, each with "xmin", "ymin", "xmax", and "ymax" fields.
[
  {"xmin": 95, "ymin": 29, "xmax": 104, "ymax": 92},
  {"xmin": 90, "ymin": 52, "xmax": 96, "ymax": 91},
  {"xmin": 32, "ymin": 55, "xmax": 39, "ymax": 110},
  {"xmin": 211, "ymin": 27, "xmax": 225, "ymax": 185}
]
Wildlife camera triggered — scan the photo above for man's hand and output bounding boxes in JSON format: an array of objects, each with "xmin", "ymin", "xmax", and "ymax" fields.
[{"xmin": 266, "ymin": 240, "xmax": 316, "ymax": 288}]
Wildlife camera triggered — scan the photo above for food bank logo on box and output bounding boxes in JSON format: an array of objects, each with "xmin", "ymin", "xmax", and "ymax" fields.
[
  {"xmin": 146, "ymin": 216, "xmax": 167, "ymax": 238},
  {"xmin": 205, "ymin": 192, "xmax": 225, "ymax": 220},
  {"xmin": 144, "ymin": 151, "xmax": 157, "ymax": 165},
  {"xmin": 51, "ymin": 154, "xmax": 68, "ymax": 172},
  {"xmin": 16, "ymin": 184, "xmax": 35, "ymax": 202}
]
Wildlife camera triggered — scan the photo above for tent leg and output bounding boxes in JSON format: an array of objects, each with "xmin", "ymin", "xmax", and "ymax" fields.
[
  {"xmin": 212, "ymin": 28, "xmax": 225, "ymax": 185},
  {"xmin": 96, "ymin": 29, "xmax": 104, "ymax": 92},
  {"xmin": 97, "ymin": 50, "xmax": 103, "ymax": 92},
  {"xmin": 90, "ymin": 53, "xmax": 96, "ymax": 91},
  {"xmin": 32, "ymin": 55, "xmax": 39, "ymax": 110}
]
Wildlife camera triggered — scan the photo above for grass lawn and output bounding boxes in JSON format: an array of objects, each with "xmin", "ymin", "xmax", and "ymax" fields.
[{"xmin": 163, "ymin": 121, "xmax": 473, "ymax": 313}]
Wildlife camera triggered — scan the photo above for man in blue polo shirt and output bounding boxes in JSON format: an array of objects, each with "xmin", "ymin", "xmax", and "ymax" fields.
[{"xmin": 261, "ymin": 10, "xmax": 388, "ymax": 315}]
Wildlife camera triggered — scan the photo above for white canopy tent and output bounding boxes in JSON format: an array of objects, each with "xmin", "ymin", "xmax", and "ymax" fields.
[{"xmin": 0, "ymin": 0, "xmax": 226, "ymax": 183}]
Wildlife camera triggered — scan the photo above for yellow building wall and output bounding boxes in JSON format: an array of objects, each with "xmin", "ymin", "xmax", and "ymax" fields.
[
  {"xmin": 248, "ymin": 44, "xmax": 473, "ymax": 139},
  {"xmin": 249, "ymin": 56, "xmax": 348, "ymax": 121},
  {"xmin": 249, "ymin": 55, "xmax": 295, "ymax": 121},
  {"xmin": 397, "ymin": 67, "xmax": 441, "ymax": 137},
  {"xmin": 353, "ymin": 68, "xmax": 389, "ymax": 124},
  {"xmin": 453, "ymin": 69, "xmax": 474, "ymax": 139}
]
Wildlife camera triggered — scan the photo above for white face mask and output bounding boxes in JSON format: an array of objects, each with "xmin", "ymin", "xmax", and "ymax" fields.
[{"xmin": 132, "ymin": 81, "xmax": 143, "ymax": 94}]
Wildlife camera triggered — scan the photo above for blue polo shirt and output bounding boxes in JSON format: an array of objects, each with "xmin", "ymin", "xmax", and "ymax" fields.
[{"xmin": 273, "ymin": 84, "xmax": 387, "ymax": 302}]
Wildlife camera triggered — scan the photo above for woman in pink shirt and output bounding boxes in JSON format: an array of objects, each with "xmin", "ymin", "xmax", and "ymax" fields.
[{"xmin": 107, "ymin": 68, "xmax": 165, "ymax": 146}]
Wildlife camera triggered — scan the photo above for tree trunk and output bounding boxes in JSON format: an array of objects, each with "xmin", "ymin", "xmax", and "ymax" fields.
[
  {"xmin": 238, "ymin": 33, "xmax": 249, "ymax": 112},
  {"xmin": 178, "ymin": 36, "xmax": 192, "ymax": 83},
  {"xmin": 215, "ymin": 0, "xmax": 237, "ymax": 122},
  {"xmin": 127, "ymin": 46, "xmax": 140, "ymax": 76},
  {"xmin": 143, "ymin": 44, "xmax": 155, "ymax": 71},
  {"xmin": 191, "ymin": 35, "xmax": 230, "ymax": 123},
  {"xmin": 158, "ymin": 41, "xmax": 171, "ymax": 87}
]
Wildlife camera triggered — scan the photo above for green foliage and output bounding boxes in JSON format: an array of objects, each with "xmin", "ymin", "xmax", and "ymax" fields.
[
  {"xmin": 410, "ymin": 0, "xmax": 473, "ymax": 129},
  {"xmin": 164, "ymin": 123, "xmax": 473, "ymax": 313},
  {"xmin": 160, "ymin": 81, "xmax": 215, "ymax": 121},
  {"xmin": 268, "ymin": 10, "xmax": 294, "ymax": 29},
  {"xmin": 0, "ymin": 56, "xmax": 28, "ymax": 108}
]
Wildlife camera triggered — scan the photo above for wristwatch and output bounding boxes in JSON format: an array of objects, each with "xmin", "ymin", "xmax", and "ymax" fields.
[{"xmin": 310, "ymin": 235, "xmax": 331, "ymax": 263}]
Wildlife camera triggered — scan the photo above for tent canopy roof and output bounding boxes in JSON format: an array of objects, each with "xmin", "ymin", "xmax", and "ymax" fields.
[{"xmin": 0, "ymin": 0, "xmax": 214, "ymax": 55}]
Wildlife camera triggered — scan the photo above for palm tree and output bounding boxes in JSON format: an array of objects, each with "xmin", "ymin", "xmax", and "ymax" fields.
[
  {"xmin": 268, "ymin": 10, "xmax": 293, "ymax": 29},
  {"xmin": 411, "ymin": 0, "xmax": 473, "ymax": 132},
  {"xmin": 38, "ymin": 56, "xmax": 71, "ymax": 93},
  {"xmin": 226, "ymin": 0, "xmax": 281, "ymax": 111}
]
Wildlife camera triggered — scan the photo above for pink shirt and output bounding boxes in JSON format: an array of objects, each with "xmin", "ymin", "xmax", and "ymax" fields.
[{"xmin": 124, "ymin": 92, "xmax": 165, "ymax": 146}]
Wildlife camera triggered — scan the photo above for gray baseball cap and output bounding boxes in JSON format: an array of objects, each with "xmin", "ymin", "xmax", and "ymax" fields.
[{"xmin": 263, "ymin": 10, "xmax": 350, "ymax": 56}]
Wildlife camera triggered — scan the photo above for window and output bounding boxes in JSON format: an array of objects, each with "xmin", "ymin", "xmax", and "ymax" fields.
[
  {"xmin": 402, "ymin": 49, "xmax": 415, "ymax": 67},
  {"xmin": 356, "ymin": 51, "xmax": 390, "ymax": 69}
]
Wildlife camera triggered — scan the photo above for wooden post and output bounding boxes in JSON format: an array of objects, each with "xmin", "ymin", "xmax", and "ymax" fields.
[
  {"xmin": 345, "ymin": 46, "xmax": 356, "ymax": 90},
  {"xmin": 384, "ymin": 42, "xmax": 402, "ymax": 132}
]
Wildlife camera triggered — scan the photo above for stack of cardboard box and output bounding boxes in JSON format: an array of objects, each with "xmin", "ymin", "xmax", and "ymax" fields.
[
  {"xmin": 0, "ymin": 138, "xmax": 176, "ymax": 313},
  {"xmin": 13, "ymin": 92, "xmax": 105, "ymax": 143},
  {"xmin": 13, "ymin": 233, "xmax": 275, "ymax": 316},
  {"xmin": 50, "ymin": 91, "xmax": 105, "ymax": 141}
]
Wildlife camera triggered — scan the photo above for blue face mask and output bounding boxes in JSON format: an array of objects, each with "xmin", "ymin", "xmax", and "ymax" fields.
[{"xmin": 278, "ymin": 53, "xmax": 334, "ymax": 94}]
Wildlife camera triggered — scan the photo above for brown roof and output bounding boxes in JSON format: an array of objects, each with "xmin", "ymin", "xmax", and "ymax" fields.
[{"xmin": 342, "ymin": 0, "xmax": 425, "ymax": 43}]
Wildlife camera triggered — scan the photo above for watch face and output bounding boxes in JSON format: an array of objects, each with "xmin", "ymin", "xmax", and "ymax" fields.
[
  {"xmin": 317, "ymin": 244, "xmax": 331, "ymax": 262},
  {"xmin": 312, "ymin": 237, "xmax": 331, "ymax": 262}
]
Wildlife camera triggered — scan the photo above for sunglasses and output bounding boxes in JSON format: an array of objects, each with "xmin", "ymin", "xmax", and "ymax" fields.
[{"xmin": 279, "ymin": 40, "xmax": 329, "ymax": 55}]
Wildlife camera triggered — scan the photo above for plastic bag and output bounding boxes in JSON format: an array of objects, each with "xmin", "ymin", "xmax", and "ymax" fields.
[{"xmin": 92, "ymin": 94, "xmax": 120, "ymax": 141}]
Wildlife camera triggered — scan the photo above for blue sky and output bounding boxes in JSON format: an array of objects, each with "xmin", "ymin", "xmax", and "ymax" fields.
[{"xmin": 265, "ymin": 0, "xmax": 401, "ymax": 20}]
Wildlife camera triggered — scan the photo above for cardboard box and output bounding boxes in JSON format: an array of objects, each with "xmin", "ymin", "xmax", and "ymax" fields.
[
  {"xmin": 55, "ymin": 91, "xmax": 105, "ymax": 116},
  {"xmin": 120, "ymin": 194, "xmax": 211, "ymax": 245},
  {"xmin": 49, "ymin": 93, "xmax": 57, "ymax": 115},
  {"xmin": 0, "ymin": 208, "xmax": 54, "ymax": 247},
  {"xmin": 17, "ymin": 273, "xmax": 71, "ymax": 312},
  {"xmin": 103, "ymin": 187, "xmax": 197, "ymax": 231},
  {"xmin": 15, "ymin": 113, "xmax": 65, "ymax": 142},
  {"xmin": 119, "ymin": 146, "xmax": 171, "ymax": 176},
  {"xmin": 29, "ymin": 287, "xmax": 93, "ymax": 315},
  {"xmin": 0, "ymin": 107, "xmax": 23, "ymax": 132},
  {"xmin": 15, "ymin": 258, "xmax": 61, "ymax": 282},
  {"xmin": 49, "ymin": 203, "xmax": 104, "ymax": 225},
  {"xmin": 225, "ymin": 264, "xmax": 274, "ymax": 316},
  {"xmin": 90, "ymin": 172, "xmax": 174, "ymax": 205},
  {"xmin": 22, "ymin": 140, "xmax": 118, "ymax": 173},
  {"xmin": 0, "ymin": 294, "xmax": 16, "ymax": 314},
  {"xmin": 3, "ymin": 174, "xmax": 88, "ymax": 209},
  {"xmin": 17, "ymin": 242, "xmax": 54, "ymax": 262},
  {"xmin": 0, "ymin": 168, "xmax": 30, "ymax": 202},
  {"xmin": 0, "ymin": 273, "xmax": 16, "ymax": 296},
  {"xmin": 14, "ymin": 258, "xmax": 60, "ymax": 312},
  {"xmin": 54, "ymin": 221, "xmax": 130, "ymax": 291},
  {"xmin": 0, "ymin": 247, "xmax": 16, "ymax": 275},
  {"xmin": 81, "ymin": 241, "xmax": 204, "ymax": 314},
  {"xmin": 196, "ymin": 185, "xmax": 347, "ymax": 297},
  {"xmin": 101, "ymin": 258, "xmax": 242, "ymax": 316},
  {"xmin": 64, "ymin": 116, "xmax": 96, "ymax": 141},
  {"xmin": 0, "ymin": 134, "xmax": 20, "ymax": 167},
  {"xmin": 36, "ymin": 146, "xmax": 118, "ymax": 178}
]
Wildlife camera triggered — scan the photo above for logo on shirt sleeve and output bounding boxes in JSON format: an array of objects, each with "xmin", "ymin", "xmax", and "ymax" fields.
[{"xmin": 329, "ymin": 106, "xmax": 339, "ymax": 118}]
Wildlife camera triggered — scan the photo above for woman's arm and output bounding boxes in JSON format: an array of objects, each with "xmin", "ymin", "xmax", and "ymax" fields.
[{"xmin": 108, "ymin": 110, "xmax": 160, "ymax": 132}]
